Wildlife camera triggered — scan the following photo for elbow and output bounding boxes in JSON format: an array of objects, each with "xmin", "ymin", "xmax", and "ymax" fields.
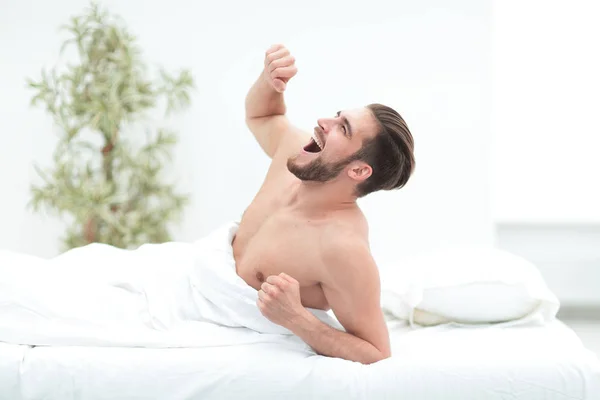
[
  {"xmin": 244, "ymin": 116, "xmax": 254, "ymax": 130},
  {"xmin": 377, "ymin": 349, "xmax": 392, "ymax": 363},
  {"xmin": 364, "ymin": 349, "xmax": 391, "ymax": 365},
  {"xmin": 382, "ymin": 349, "xmax": 392, "ymax": 361}
]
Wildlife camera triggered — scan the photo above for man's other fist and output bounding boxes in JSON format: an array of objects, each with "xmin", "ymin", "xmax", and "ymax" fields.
[{"xmin": 263, "ymin": 44, "xmax": 298, "ymax": 93}]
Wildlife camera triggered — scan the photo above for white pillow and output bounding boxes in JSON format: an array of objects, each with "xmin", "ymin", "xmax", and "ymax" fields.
[{"xmin": 380, "ymin": 247, "xmax": 560, "ymax": 327}]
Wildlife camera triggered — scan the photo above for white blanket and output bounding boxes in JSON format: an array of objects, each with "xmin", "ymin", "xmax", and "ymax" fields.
[{"xmin": 0, "ymin": 222, "xmax": 341, "ymax": 351}]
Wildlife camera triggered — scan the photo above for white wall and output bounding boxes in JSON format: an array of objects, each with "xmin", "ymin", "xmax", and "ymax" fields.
[
  {"xmin": 491, "ymin": 0, "xmax": 600, "ymax": 224},
  {"xmin": 490, "ymin": 1, "xmax": 600, "ymax": 306},
  {"xmin": 0, "ymin": 0, "xmax": 494, "ymax": 266},
  {"xmin": 496, "ymin": 223, "xmax": 600, "ymax": 306}
]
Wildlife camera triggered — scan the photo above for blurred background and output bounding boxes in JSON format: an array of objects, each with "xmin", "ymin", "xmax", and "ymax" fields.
[{"xmin": 0, "ymin": 0, "xmax": 598, "ymax": 352}]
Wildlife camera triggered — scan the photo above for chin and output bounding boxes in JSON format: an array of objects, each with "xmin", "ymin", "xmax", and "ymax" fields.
[
  {"xmin": 286, "ymin": 155, "xmax": 303, "ymax": 174},
  {"xmin": 288, "ymin": 152, "xmax": 313, "ymax": 167},
  {"xmin": 287, "ymin": 153, "xmax": 346, "ymax": 183}
]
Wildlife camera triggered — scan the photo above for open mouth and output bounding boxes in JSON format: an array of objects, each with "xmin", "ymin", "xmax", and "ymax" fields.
[{"xmin": 303, "ymin": 130, "xmax": 325, "ymax": 153}]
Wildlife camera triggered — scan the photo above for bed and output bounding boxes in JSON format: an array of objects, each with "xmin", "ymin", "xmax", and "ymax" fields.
[
  {"xmin": 1, "ymin": 318, "xmax": 598, "ymax": 399},
  {"xmin": 1, "ymin": 226, "xmax": 599, "ymax": 399}
]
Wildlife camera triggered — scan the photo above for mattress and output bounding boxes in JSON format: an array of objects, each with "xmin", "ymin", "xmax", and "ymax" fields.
[{"xmin": 1, "ymin": 319, "xmax": 598, "ymax": 400}]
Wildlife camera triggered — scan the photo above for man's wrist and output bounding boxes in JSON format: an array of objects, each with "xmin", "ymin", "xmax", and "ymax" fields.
[
  {"xmin": 289, "ymin": 308, "xmax": 317, "ymax": 333},
  {"xmin": 259, "ymin": 70, "xmax": 280, "ymax": 94}
]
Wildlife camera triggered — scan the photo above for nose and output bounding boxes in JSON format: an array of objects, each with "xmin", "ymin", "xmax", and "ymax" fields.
[{"xmin": 317, "ymin": 117, "xmax": 333, "ymax": 133}]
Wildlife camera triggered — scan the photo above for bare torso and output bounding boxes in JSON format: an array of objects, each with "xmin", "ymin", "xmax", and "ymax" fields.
[
  {"xmin": 229, "ymin": 44, "xmax": 392, "ymax": 362},
  {"xmin": 232, "ymin": 177, "xmax": 366, "ymax": 311}
]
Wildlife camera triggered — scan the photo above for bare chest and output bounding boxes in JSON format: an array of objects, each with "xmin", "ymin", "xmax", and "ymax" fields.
[{"xmin": 233, "ymin": 207, "xmax": 329, "ymax": 310}]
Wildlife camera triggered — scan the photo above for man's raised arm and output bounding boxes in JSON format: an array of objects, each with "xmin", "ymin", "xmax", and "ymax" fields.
[{"xmin": 245, "ymin": 44, "xmax": 298, "ymax": 158}]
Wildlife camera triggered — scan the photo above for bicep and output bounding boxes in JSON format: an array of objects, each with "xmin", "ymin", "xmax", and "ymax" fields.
[
  {"xmin": 321, "ymin": 248, "xmax": 391, "ymax": 356},
  {"xmin": 246, "ymin": 115, "xmax": 309, "ymax": 160}
]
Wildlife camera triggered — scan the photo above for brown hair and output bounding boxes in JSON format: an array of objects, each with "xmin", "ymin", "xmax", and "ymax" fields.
[{"xmin": 353, "ymin": 103, "xmax": 415, "ymax": 197}]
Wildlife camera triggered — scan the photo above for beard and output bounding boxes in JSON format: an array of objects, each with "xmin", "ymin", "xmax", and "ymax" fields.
[{"xmin": 286, "ymin": 154, "xmax": 353, "ymax": 182}]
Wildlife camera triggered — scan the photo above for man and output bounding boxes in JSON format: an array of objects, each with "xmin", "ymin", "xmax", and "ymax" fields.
[{"xmin": 232, "ymin": 44, "xmax": 415, "ymax": 365}]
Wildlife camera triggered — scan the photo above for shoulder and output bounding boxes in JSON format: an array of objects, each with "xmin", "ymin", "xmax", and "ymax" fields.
[
  {"xmin": 321, "ymin": 209, "xmax": 369, "ymax": 251},
  {"xmin": 319, "ymin": 214, "xmax": 377, "ymax": 284}
]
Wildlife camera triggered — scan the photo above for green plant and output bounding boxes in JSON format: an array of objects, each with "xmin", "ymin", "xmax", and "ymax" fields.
[{"xmin": 27, "ymin": 2, "xmax": 194, "ymax": 250}]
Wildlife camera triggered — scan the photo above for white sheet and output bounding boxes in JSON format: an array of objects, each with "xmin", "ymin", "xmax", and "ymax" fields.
[
  {"xmin": 0, "ymin": 319, "xmax": 598, "ymax": 399},
  {"xmin": 1, "ymin": 223, "xmax": 599, "ymax": 398},
  {"xmin": 0, "ymin": 222, "xmax": 340, "ymax": 351}
]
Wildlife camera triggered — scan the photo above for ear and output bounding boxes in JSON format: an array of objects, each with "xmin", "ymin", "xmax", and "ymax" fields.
[{"xmin": 347, "ymin": 162, "xmax": 372, "ymax": 182}]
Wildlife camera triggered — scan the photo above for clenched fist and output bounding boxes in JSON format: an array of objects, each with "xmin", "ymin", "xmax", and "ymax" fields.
[
  {"xmin": 257, "ymin": 272, "xmax": 306, "ymax": 329},
  {"xmin": 263, "ymin": 44, "xmax": 298, "ymax": 93}
]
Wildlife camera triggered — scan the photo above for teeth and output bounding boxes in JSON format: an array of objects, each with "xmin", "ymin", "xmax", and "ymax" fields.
[{"xmin": 313, "ymin": 133, "xmax": 324, "ymax": 150}]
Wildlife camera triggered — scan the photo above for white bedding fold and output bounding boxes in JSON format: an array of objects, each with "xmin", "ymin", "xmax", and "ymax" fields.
[{"xmin": 0, "ymin": 222, "xmax": 341, "ymax": 351}]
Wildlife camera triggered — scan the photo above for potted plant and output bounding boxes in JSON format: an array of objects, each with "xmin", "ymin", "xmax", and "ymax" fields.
[{"xmin": 27, "ymin": 2, "xmax": 194, "ymax": 250}]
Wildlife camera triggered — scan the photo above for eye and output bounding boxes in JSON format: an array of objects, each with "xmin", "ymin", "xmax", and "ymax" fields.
[{"xmin": 341, "ymin": 124, "xmax": 347, "ymax": 135}]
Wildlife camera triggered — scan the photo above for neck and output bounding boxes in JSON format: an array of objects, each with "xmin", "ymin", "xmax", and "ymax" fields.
[{"xmin": 290, "ymin": 179, "xmax": 358, "ymax": 215}]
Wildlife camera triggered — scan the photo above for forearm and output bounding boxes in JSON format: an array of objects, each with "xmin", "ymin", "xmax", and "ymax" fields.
[
  {"xmin": 245, "ymin": 72, "xmax": 286, "ymax": 119},
  {"xmin": 290, "ymin": 310, "xmax": 390, "ymax": 365}
]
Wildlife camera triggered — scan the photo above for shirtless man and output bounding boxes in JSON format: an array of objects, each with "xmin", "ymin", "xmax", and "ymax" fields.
[{"xmin": 232, "ymin": 44, "xmax": 415, "ymax": 365}]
